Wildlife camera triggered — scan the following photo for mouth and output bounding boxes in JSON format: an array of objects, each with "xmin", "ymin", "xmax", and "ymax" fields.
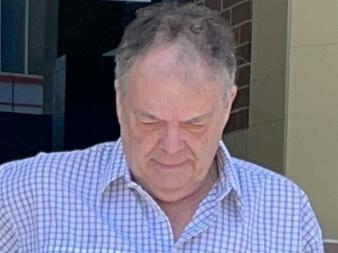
[{"xmin": 151, "ymin": 159, "xmax": 188, "ymax": 169}]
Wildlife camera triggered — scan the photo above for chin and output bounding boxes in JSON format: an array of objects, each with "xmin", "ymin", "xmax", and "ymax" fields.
[
  {"xmin": 151, "ymin": 190, "xmax": 188, "ymax": 203},
  {"xmin": 147, "ymin": 181, "xmax": 195, "ymax": 203}
]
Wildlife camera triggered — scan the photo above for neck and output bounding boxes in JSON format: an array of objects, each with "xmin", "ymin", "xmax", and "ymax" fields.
[{"xmin": 155, "ymin": 161, "xmax": 218, "ymax": 240}]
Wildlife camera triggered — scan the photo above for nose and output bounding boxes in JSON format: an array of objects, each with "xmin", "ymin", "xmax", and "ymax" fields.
[{"xmin": 159, "ymin": 125, "xmax": 185, "ymax": 154}]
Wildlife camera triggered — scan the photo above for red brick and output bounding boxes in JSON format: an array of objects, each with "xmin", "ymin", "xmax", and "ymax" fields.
[
  {"xmin": 237, "ymin": 43, "xmax": 251, "ymax": 65},
  {"xmin": 237, "ymin": 65, "xmax": 250, "ymax": 87},
  {"xmin": 224, "ymin": 112, "xmax": 237, "ymax": 132},
  {"xmin": 240, "ymin": 22, "xmax": 252, "ymax": 44},
  {"xmin": 205, "ymin": 0, "xmax": 222, "ymax": 11},
  {"xmin": 221, "ymin": 10, "xmax": 231, "ymax": 25},
  {"xmin": 236, "ymin": 109, "xmax": 249, "ymax": 129},
  {"xmin": 232, "ymin": 26, "xmax": 240, "ymax": 44},
  {"xmin": 224, "ymin": 109, "xmax": 249, "ymax": 133},
  {"xmin": 231, "ymin": 1, "xmax": 252, "ymax": 25},
  {"xmin": 233, "ymin": 87, "xmax": 249, "ymax": 109},
  {"xmin": 223, "ymin": 0, "xmax": 241, "ymax": 9}
]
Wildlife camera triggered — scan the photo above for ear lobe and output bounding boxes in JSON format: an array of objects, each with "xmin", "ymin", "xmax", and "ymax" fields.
[
  {"xmin": 228, "ymin": 85, "xmax": 237, "ymax": 104},
  {"xmin": 221, "ymin": 85, "xmax": 237, "ymax": 127},
  {"xmin": 224, "ymin": 85, "xmax": 237, "ymax": 109}
]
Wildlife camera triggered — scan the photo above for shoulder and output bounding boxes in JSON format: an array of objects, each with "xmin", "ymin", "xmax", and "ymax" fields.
[
  {"xmin": 230, "ymin": 157, "xmax": 310, "ymax": 209},
  {"xmin": 230, "ymin": 158, "xmax": 323, "ymax": 250},
  {"xmin": 0, "ymin": 141, "xmax": 122, "ymax": 250},
  {"xmin": 231, "ymin": 157, "xmax": 300, "ymax": 191},
  {"xmin": 0, "ymin": 141, "xmax": 119, "ymax": 206},
  {"xmin": 229, "ymin": 157, "xmax": 321, "ymax": 229}
]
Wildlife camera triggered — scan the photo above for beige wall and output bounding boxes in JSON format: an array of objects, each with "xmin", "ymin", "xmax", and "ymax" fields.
[
  {"xmin": 285, "ymin": 0, "xmax": 338, "ymax": 239},
  {"xmin": 224, "ymin": 0, "xmax": 288, "ymax": 174},
  {"xmin": 247, "ymin": 0, "xmax": 288, "ymax": 173},
  {"xmin": 224, "ymin": 0, "xmax": 338, "ymax": 240}
]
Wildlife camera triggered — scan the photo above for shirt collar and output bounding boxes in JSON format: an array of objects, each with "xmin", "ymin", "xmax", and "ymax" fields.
[
  {"xmin": 98, "ymin": 139, "xmax": 242, "ymax": 203},
  {"xmin": 98, "ymin": 138, "xmax": 131, "ymax": 196},
  {"xmin": 214, "ymin": 141, "xmax": 242, "ymax": 202}
]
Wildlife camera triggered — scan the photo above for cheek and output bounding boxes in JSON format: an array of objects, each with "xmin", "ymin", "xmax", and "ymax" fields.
[
  {"xmin": 122, "ymin": 116, "xmax": 151, "ymax": 145},
  {"xmin": 192, "ymin": 125, "xmax": 220, "ymax": 146},
  {"xmin": 185, "ymin": 127, "xmax": 221, "ymax": 160},
  {"xmin": 181, "ymin": 131, "xmax": 209, "ymax": 157},
  {"xmin": 129, "ymin": 126, "xmax": 163, "ymax": 156}
]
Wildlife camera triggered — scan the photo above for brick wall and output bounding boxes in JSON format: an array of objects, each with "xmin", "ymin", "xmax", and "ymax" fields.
[{"xmin": 195, "ymin": 0, "xmax": 252, "ymax": 133}]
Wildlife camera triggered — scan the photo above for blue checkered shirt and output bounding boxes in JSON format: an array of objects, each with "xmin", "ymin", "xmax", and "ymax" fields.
[{"xmin": 0, "ymin": 140, "xmax": 324, "ymax": 252}]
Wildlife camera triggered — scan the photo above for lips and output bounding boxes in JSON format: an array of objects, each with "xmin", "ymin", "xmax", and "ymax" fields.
[{"xmin": 151, "ymin": 159, "xmax": 188, "ymax": 169}]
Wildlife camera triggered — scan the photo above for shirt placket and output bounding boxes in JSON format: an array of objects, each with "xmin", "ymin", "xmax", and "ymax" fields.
[{"xmin": 127, "ymin": 181, "xmax": 175, "ymax": 253}]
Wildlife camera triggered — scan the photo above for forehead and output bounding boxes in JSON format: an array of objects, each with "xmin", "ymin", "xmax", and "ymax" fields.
[
  {"xmin": 127, "ymin": 41, "xmax": 221, "ymax": 92},
  {"xmin": 123, "ymin": 42, "xmax": 224, "ymax": 118}
]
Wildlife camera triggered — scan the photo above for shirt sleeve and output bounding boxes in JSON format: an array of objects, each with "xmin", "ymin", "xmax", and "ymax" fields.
[
  {"xmin": 300, "ymin": 193, "xmax": 324, "ymax": 253},
  {"xmin": 0, "ymin": 197, "xmax": 19, "ymax": 252}
]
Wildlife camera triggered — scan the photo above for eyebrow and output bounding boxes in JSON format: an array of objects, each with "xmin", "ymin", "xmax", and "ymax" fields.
[
  {"xmin": 135, "ymin": 110, "xmax": 212, "ymax": 123},
  {"xmin": 183, "ymin": 112, "xmax": 212, "ymax": 124},
  {"xmin": 135, "ymin": 110, "xmax": 162, "ymax": 121}
]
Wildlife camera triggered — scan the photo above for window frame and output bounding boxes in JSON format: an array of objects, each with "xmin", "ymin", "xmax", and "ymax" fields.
[{"xmin": 0, "ymin": 0, "xmax": 29, "ymax": 74}]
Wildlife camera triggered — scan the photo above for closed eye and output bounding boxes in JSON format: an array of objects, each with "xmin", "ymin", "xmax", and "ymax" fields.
[
  {"xmin": 139, "ymin": 120, "xmax": 164, "ymax": 128},
  {"xmin": 183, "ymin": 122, "xmax": 206, "ymax": 131},
  {"xmin": 140, "ymin": 121, "xmax": 161, "ymax": 125},
  {"xmin": 135, "ymin": 110, "xmax": 164, "ymax": 126},
  {"xmin": 182, "ymin": 113, "xmax": 211, "ymax": 131}
]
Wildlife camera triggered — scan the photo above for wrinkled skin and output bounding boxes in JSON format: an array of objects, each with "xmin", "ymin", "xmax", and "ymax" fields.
[{"xmin": 115, "ymin": 42, "xmax": 237, "ymax": 204}]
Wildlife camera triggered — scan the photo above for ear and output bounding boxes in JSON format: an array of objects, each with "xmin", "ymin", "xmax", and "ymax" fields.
[
  {"xmin": 221, "ymin": 85, "xmax": 237, "ymax": 127},
  {"xmin": 225, "ymin": 85, "xmax": 237, "ymax": 110},
  {"xmin": 114, "ymin": 80, "xmax": 122, "ymax": 125}
]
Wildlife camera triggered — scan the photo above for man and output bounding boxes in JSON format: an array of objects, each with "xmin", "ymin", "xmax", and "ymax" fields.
[{"xmin": 0, "ymin": 3, "xmax": 323, "ymax": 253}]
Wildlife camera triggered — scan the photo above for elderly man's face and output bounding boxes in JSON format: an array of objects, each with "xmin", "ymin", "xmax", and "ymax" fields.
[{"xmin": 116, "ymin": 43, "xmax": 236, "ymax": 202}]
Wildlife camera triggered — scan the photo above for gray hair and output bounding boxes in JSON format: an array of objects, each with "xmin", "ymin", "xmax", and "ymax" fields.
[{"xmin": 115, "ymin": 3, "xmax": 236, "ymax": 96}]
